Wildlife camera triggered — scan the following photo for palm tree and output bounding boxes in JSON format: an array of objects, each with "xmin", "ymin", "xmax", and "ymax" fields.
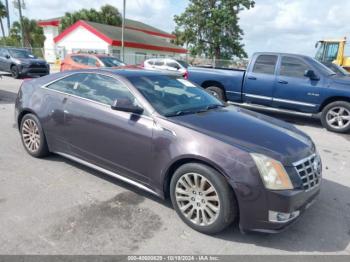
[
  {"xmin": 11, "ymin": 18, "xmax": 45, "ymax": 47},
  {"xmin": 0, "ymin": 0, "xmax": 7, "ymax": 40}
]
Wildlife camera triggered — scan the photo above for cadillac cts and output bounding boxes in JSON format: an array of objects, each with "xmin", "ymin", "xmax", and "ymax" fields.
[{"xmin": 15, "ymin": 69, "xmax": 322, "ymax": 234}]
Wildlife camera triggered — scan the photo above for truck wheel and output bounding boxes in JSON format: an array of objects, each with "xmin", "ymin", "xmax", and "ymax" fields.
[
  {"xmin": 206, "ymin": 86, "xmax": 226, "ymax": 101},
  {"xmin": 321, "ymin": 101, "xmax": 350, "ymax": 133},
  {"xmin": 11, "ymin": 65, "xmax": 20, "ymax": 79},
  {"xmin": 170, "ymin": 163, "xmax": 237, "ymax": 235}
]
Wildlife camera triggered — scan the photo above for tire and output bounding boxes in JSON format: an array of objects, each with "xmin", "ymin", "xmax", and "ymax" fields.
[
  {"xmin": 170, "ymin": 163, "xmax": 237, "ymax": 235},
  {"xmin": 11, "ymin": 65, "xmax": 20, "ymax": 79},
  {"xmin": 20, "ymin": 113, "xmax": 50, "ymax": 158},
  {"xmin": 206, "ymin": 86, "xmax": 226, "ymax": 101},
  {"xmin": 321, "ymin": 101, "xmax": 350, "ymax": 133}
]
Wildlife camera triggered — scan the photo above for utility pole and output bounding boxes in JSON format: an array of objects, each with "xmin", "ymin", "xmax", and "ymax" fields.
[
  {"xmin": 5, "ymin": 0, "xmax": 10, "ymax": 35},
  {"xmin": 16, "ymin": 0, "xmax": 25, "ymax": 47},
  {"xmin": 121, "ymin": 0, "xmax": 125, "ymax": 62}
]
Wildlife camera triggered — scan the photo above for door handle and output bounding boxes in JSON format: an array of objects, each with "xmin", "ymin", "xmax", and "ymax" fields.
[
  {"xmin": 247, "ymin": 76, "xmax": 257, "ymax": 80},
  {"xmin": 278, "ymin": 80, "xmax": 288, "ymax": 84}
]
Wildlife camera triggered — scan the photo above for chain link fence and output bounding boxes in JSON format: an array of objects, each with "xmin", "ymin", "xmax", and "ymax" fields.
[{"xmin": 0, "ymin": 45, "xmax": 248, "ymax": 70}]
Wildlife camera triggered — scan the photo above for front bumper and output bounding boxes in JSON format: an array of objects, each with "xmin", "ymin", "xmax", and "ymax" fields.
[
  {"xmin": 19, "ymin": 65, "xmax": 49, "ymax": 77},
  {"xmin": 231, "ymin": 180, "xmax": 321, "ymax": 233}
]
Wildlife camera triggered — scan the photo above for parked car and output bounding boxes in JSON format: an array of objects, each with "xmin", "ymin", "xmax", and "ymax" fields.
[
  {"xmin": 187, "ymin": 52, "xmax": 350, "ymax": 133},
  {"xmin": 60, "ymin": 53, "xmax": 125, "ymax": 71},
  {"xmin": 143, "ymin": 58, "xmax": 189, "ymax": 77},
  {"xmin": 15, "ymin": 69, "xmax": 321, "ymax": 234},
  {"xmin": 0, "ymin": 47, "xmax": 49, "ymax": 78}
]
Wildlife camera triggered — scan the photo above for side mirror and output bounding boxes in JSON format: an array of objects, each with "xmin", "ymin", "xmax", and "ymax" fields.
[
  {"xmin": 304, "ymin": 70, "xmax": 319, "ymax": 80},
  {"xmin": 5, "ymin": 55, "xmax": 10, "ymax": 59},
  {"xmin": 111, "ymin": 99, "xmax": 144, "ymax": 114}
]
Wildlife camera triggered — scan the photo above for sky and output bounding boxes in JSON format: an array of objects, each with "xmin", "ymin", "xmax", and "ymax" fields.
[{"xmin": 5, "ymin": 0, "xmax": 350, "ymax": 57}]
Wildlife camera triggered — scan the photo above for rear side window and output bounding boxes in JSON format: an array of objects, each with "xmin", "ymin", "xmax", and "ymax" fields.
[
  {"xmin": 252, "ymin": 55, "xmax": 278, "ymax": 75},
  {"xmin": 154, "ymin": 60, "xmax": 164, "ymax": 66},
  {"xmin": 280, "ymin": 57, "xmax": 310, "ymax": 78},
  {"xmin": 167, "ymin": 61, "xmax": 180, "ymax": 69},
  {"xmin": 71, "ymin": 55, "xmax": 89, "ymax": 65},
  {"xmin": 46, "ymin": 73, "xmax": 136, "ymax": 105}
]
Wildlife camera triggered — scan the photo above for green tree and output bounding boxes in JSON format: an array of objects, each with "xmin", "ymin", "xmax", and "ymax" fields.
[
  {"xmin": 0, "ymin": 0, "xmax": 7, "ymax": 40},
  {"xmin": 3, "ymin": 17, "xmax": 44, "ymax": 48},
  {"xmin": 10, "ymin": 17, "xmax": 45, "ymax": 47},
  {"xmin": 174, "ymin": 0, "xmax": 255, "ymax": 59},
  {"xmin": 60, "ymin": 4, "xmax": 122, "ymax": 31}
]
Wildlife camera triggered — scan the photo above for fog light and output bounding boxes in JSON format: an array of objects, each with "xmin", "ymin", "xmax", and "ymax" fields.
[{"xmin": 268, "ymin": 210, "xmax": 300, "ymax": 223}]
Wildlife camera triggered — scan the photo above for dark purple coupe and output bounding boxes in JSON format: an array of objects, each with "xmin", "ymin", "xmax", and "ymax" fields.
[{"xmin": 15, "ymin": 69, "xmax": 322, "ymax": 234}]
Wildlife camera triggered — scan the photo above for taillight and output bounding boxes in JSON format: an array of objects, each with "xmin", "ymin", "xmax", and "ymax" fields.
[{"xmin": 183, "ymin": 70, "xmax": 188, "ymax": 79}]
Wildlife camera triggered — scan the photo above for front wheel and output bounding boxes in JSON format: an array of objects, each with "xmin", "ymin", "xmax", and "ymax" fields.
[
  {"xmin": 11, "ymin": 65, "xmax": 20, "ymax": 79},
  {"xmin": 170, "ymin": 163, "xmax": 237, "ymax": 235},
  {"xmin": 321, "ymin": 101, "xmax": 350, "ymax": 133}
]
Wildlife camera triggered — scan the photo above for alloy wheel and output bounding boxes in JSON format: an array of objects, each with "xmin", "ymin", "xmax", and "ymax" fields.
[
  {"xmin": 326, "ymin": 106, "xmax": 350, "ymax": 129},
  {"xmin": 21, "ymin": 119, "xmax": 41, "ymax": 153},
  {"xmin": 175, "ymin": 172, "xmax": 220, "ymax": 226}
]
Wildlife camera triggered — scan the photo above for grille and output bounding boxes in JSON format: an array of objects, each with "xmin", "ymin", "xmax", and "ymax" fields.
[
  {"xmin": 29, "ymin": 63, "xmax": 46, "ymax": 69},
  {"xmin": 293, "ymin": 154, "xmax": 321, "ymax": 191}
]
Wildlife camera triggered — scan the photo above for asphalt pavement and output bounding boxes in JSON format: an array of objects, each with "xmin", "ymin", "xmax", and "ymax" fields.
[{"xmin": 0, "ymin": 75, "xmax": 349, "ymax": 255}]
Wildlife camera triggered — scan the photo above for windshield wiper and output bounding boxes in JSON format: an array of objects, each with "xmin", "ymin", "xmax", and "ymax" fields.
[
  {"xmin": 197, "ymin": 104, "xmax": 225, "ymax": 113},
  {"xmin": 165, "ymin": 110, "xmax": 197, "ymax": 117}
]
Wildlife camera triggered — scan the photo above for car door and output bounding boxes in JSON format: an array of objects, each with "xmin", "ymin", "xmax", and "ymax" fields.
[
  {"xmin": 273, "ymin": 56, "xmax": 324, "ymax": 113},
  {"xmin": 243, "ymin": 54, "xmax": 278, "ymax": 106},
  {"xmin": 62, "ymin": 72, "xmax": 154, "ymax": 184}
]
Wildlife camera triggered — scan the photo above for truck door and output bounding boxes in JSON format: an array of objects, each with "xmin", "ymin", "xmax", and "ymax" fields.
[
  {"xmin": 243, "ymin": 54, "xmax": 278, "ymax": 106},
  {"xmin": 273, "ymin": 56, "xmax": 323, "ymax": 113}
]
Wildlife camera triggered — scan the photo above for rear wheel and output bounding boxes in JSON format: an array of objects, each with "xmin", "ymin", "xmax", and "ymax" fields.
[
  {"xmin": 206, "ymin": 86, "xmax": 226, "ymax": 101},
  {"xmin": 321, "ymin": 101, "xmax": 350, "ymax": 133},
  {"xmin": 20, "ymin": 114, "xmax": 50, "ymax": 157},
  {"xmin": 170, "ymin": 163, "xmax": 237, "ymax": 234},
  {"xmin": 11, "ymin": 65, "xmax": 20, "ymax": 79}
]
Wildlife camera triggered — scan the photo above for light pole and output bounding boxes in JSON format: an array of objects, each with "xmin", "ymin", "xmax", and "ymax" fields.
[
  {"xmin": 5, "ymin": 0, "xmax": 10, "ymax": 35},
  {"xmin": 16, "ymin": 0, "xmax": 25, "ymax": 47},
  {"xmin": 121, "ymin": 0, "xmax": 125, "ymax": 62}
]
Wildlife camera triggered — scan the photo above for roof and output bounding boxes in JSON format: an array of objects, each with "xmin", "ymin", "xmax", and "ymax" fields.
[
  {"xmin": 124, "ymin": 18, "xmax": 175, "ymax": 39},
  {"xmin": 37, "ymin": 17, "xmax": 175, "ymax": 39},
  {"xmin": 54, "ymin": 20, "xmax": 187, "ymax": 54}
]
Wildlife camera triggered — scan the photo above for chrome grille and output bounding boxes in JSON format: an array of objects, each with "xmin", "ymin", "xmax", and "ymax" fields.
[{"xmin": 293, "ymin": 154, "xmax": 322, "ymax": 191}]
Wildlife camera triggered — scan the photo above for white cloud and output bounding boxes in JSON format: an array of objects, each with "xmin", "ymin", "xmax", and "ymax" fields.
[
  {"xmin": 6, "ymin": 0, "xmax": 350, "ymax": 57},
  {"xmin": 11, "ymin": 0, "xmax": 177, "ymax": 33},
  {"xmin": 239, "ymin": 0, "xmax": 350, "ymax": 57}
]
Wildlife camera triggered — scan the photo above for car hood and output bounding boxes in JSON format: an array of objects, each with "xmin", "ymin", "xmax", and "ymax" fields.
[
  {"xmin": 330, "ymin": 75, "xmax": 350, "ymax": 85},
  {"xmin": 168, "ymin": 106, "xmax": 315, "ymax": 165}
]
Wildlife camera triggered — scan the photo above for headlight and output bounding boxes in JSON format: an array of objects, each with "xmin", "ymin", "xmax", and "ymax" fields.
[{"xmin": 251, "ymin": 153, "xmax": 293, "ymax": 190}]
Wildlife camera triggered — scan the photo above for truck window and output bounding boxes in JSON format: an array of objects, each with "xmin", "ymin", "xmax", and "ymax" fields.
[
  {"xmin": 252, "ymin": 55, "xmax": 277, "ymax": 75},
  {"xmin": 280, "ymin": 57, "xmax": 310, "ymax": 78}
]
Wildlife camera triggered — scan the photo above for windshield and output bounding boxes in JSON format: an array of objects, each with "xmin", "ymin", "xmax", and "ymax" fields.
[
  {"xmin": 9, "ymin": 49, "xmax": 36, "ymax": 59},
  {"xmin": 99, "ymin": 56, "xmax": 125, "ymax": 67},
  {"xmin": 176, "ymin": 60, "xmax": 190, "ymax": 68},
  {"xmin": 308, "ymin": 57, "xmax": 336, "ymax": 76},
  {"xmin": 127, "ymin": 75, "xmax": 224, "ymax": 117}
]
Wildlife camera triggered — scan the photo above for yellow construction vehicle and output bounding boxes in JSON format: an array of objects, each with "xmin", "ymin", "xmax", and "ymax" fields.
[{"xmin": 315, "ymin": 37, "xmax": 350, "ymax": 72}]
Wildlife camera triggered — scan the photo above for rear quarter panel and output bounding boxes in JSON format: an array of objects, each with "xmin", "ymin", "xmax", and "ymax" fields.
[{"xmin": 187, "ymin": 67, "xmax": 245, "ymax": 101}]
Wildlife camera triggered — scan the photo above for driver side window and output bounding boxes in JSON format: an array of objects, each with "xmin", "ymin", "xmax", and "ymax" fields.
[{"xmin": 46, "ymin": 73, "xmax": 138, "ymax": 107}]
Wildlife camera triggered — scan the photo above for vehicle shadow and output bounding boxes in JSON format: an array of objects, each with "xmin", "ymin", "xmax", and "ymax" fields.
[
  {"xmin": 43, "ymin": 154, "xmax": 173, "ymax": 209},
  {"xmin": 44, "ymin": 154, "xmax": 350, "ymax": 253},
  {"xmin": 216, "ymin": 178, "xmax": 350, "ymax": 253},
  {"xmin": 0, "ymin": 90, "xmax": 17, "ymax": 104}
]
